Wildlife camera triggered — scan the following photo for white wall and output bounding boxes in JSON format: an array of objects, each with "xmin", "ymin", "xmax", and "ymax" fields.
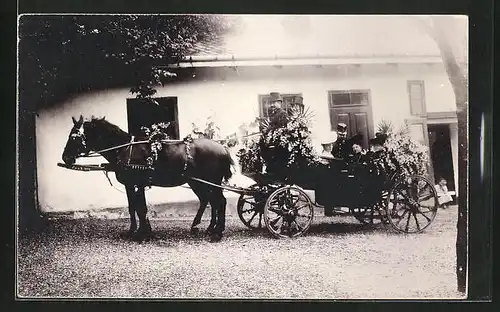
[{"xmin": 36, "ymin": 63, "xmax": 456, "ymax": 212}]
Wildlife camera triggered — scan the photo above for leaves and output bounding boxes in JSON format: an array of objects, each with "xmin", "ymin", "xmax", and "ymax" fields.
[
  {"xmin": 19, "ymin": 15, "xmax": 231, "ymax": 111},
  {"xmin": 376, "ymin": 120, "xmax": 394, "ymax": 136},
  {"xmin": 383, "ymin": 130, "xmax": 429, "ymax": 176},
  {"xmin": 238, "ymin": 104, "xmax": 319, "ymax": 178},
  {"xmin": 191, "ymin": 117, "xmax": 221, "ymax": 140},
  {"xmin": 141, "ymin": 122, "xmax": 172, "ymax": 166}
]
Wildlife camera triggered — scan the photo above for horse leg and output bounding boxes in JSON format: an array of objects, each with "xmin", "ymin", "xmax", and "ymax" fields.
[
  {"xmin": 190, "ymin": 199, "xmax": 209, "ymax": 234},
  {"xmin": 209, "ymin": 188, "xmax": 226, "ymax": 242},
  {"xmin": 188, "ymin": 181, "xmax": 210, "ymax": 234},
  {"xmin": 125, "ymin": 185, "xmax": 138, "ymax": 237},
  {"xmin": 205, "ymin": 200, "xmax": 218, "ymax": 235},
  {"xmin": 132, "ymin": 186, "xmax": 152, "ymax": 241}
]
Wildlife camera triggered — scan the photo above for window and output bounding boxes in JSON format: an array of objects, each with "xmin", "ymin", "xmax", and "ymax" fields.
[
  {"xmin": 328, "ymin": 90, "xmax": 369, "ymax": 107},
  {"xmin": 407, "ymin": 80, "xmax": 426, "ymax": 116},
  {"xmin": 259, "ymin": 93, "xmax": 302, "ymax": 118},
  {"xmin": 127, "ymin": 97, "xmax": 180, "ymax": 139}
]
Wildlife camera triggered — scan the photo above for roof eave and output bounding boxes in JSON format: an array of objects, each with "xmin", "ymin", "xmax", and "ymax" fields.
[{"xmin": 166, "ymin": 55, "xmax": 443, "ymax": 68}]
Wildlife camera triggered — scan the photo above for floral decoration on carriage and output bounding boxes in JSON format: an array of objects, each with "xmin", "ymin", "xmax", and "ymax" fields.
[{"xmin": 236, "ymin": 93, "xmax": 321, "ymax": 186}]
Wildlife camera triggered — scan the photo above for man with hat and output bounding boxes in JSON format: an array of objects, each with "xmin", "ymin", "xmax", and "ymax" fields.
[
  {"xmin": 267, "ymin": 92, "xmax": 288, "ymax": 129},
  {"xmin": 331, "ymin": 123, "xmax": 349, "ymax": 160}
]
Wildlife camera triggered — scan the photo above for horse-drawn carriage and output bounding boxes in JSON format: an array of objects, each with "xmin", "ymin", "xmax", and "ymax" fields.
[
  {"xmin": 236, "ymin": 158, "xmax": 439, "ymax": 238},
  {"xmin": 59, "ymin": 115, "xmax": 439, "ymax": 241}
]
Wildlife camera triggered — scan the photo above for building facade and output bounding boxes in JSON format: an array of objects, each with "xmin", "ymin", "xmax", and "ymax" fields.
[{"xmin": 35, "ymin": 15, "xmax": 463, "ymax": 213}]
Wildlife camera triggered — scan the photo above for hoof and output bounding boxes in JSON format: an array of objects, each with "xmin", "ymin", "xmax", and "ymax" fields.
[
  {"xmin": 190, "ymin": 227, "xmax": 200, "ymax": 235},
  {"xmin": 121, "ymin": 230, "xmax": 136, "ymax": 239},
  {"xmin": 209, "ymin": 232, "xmax": 223, "ymax": 242},
  {"xmin": 205, "ymin": 227, "xmax": 215, "ymax": 235},
  {"xmin": 132, "ymin": 231, "xmax": 152, "ymax": 242}
]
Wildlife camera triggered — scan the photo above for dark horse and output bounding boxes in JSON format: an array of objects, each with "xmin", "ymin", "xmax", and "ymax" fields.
[{"xmin": 62, "ymin": 115, "xmax": 234, "ymax": 242}]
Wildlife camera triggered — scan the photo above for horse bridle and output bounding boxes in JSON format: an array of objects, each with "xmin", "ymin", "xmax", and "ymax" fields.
[{"xmin": 70, "ymin": 123, "xmax": 90, "ymax": 157}]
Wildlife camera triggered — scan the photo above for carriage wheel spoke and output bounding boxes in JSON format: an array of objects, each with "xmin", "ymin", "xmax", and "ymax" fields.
[
  {"xmin": 295, "ymin": 204, "xmax": 309, "ymax": 211},
  {"xmin": 418, "ymin": 194, "xmax": 434, "ymax": 202},
  {"xmin": 269, "ymin": 215, "xmax": 282, "ymax": 226},
  {"xmin": 413, "ymin": 213, "xmax": 421, "ymax": 231},
  {"xmin": 292, "ymin": 220, "xmax": 304, "ymax": 232},
  {"xmin": 395, "ymin": 209, "xmax": 408, "ymax": 226},
  {"xmin": 419, "ymin": 212, "xmax": 431, "ymax": 222},
  {"xmin": 248, "ymin": 211, "xmax": 258, "ymax": 224},
  {"xmin": 243, "ymin": 198, "xmax": 256, "ymax": 205},
  {"xmin": 297, "ymin": 213, "xmax": 312, "ymax": 219},
  {"xmin": 418, "ymin": 205, "xmax": 435, "ymax": 213},
  {"xmin": 396, "ymin": 188, "xmax": 412, "ymax": 202},
  {"xmin": 405, "ymin": 212, "xmax": 411, "ymax": 232}
]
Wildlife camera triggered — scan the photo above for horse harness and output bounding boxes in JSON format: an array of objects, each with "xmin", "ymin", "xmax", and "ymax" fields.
[{"xmin": 112, "ymin": 135, "xmax": 194, "ymax": 186}]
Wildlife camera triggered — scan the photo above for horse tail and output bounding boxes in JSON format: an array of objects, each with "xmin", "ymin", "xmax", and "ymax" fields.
[{"xmin": 222, "ymin": 152, "xmax": 235, "ymax": 182}]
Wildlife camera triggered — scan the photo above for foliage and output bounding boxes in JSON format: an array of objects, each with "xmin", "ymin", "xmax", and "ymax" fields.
[
  {"xmin": 236, "ymin": 139, "xmax": 264, "ymax": 174},
  {"xmin": 376, "ymin": 119, "xmax": 394, "ymax": 136},
  {"xmin": 141, "ymin": 122, "xmax": 171, "ymax": 166},
  {"xmin": 18, "ymin": 15, "xmax": 232, "ymax": 111},
  {"xmin": 237, "ymin": 106, "xmax": 320, "ymax": 179},
  {"xmin": 191, "ymin": 117, "xmax": 221, "ymax": 140},
  {"xmin": 377, "ymin": 120, "xmax": 429, "ymax": 176}
]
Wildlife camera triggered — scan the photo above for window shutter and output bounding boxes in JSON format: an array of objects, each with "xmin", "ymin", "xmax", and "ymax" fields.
[{"xmin": 408, "ymin": 80, "xmax": 426, "ymax": 116}]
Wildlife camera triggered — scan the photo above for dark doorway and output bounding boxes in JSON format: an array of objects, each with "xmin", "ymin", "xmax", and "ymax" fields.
[
  {"xmin": 428, "ymin": 124, "xmax": 455, "ymax": 191},
  {"xmin": 127, "ymin": 97, "xmax": 180, "ymax": 139}
]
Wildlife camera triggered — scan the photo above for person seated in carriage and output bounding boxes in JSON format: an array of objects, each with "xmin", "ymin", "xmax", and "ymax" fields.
[
  {"xmin": 369, "ymin": 132, "xmax": 388, "ymax": 154},
  {"xmin": 365, "ymin": 132, "xmax": 390, "ymax": 177},
  {"xmin": 345, "ymin": 134, "xmax": 368, "ymax": 164},
  {"xmin": 331, "ymin": 123, "xmax": 349, "ymax": 160},
  {"xmin": 318, "ymin": 131, "xmax": 338, "ymax": 163}
]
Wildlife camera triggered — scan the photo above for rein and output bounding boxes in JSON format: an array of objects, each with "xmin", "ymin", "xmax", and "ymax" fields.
[{"xmin": 79, "ymin": 138, "xmax": 186, "ymax": 158}]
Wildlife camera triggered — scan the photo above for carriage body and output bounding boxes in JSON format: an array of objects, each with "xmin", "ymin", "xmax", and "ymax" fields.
[
  {"xmin": 242, "ymin": 159, "xmax": 393, "ymax": 209},
  {"xmin": 238, "ymin": 156, "xmax": 439, "ymax": 238}
]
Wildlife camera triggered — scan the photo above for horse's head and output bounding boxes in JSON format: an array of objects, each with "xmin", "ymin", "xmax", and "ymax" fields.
[{"xmin": 62, "ymin": 115, "xmax": 91, "ymax": 165}]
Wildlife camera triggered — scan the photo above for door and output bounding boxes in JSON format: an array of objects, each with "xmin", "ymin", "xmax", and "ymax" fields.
[
  {"xmin": 127, "ymin": 97, "xmax": 180, "ymax": 139},
  {"xmin": 328, "ymin": 90, "xmax": 374, "ymax": 149}
]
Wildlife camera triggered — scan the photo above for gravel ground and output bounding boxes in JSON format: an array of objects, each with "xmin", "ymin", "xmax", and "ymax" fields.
[{"xmin": 17, "ymin": 205, "xmax": 464, "ymax": 299}]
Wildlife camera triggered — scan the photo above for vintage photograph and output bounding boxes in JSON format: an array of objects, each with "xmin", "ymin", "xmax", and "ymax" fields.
[{"xmin": 17, "ymin": 14, "xmax": 468, "ymax": 299}]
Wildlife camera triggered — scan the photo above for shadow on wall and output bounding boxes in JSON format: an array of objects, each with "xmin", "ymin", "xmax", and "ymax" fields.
[{"xmin": 36, "ymin": 90, "xmax": 255, "ymax": 213}]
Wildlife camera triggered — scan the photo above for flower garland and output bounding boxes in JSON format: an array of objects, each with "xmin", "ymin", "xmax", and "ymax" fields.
[
  {"xmin": 383, "ymin": 133, "xmax": 429, "ymax": 176},
  {"xmin": 237, "ymin": 138, "xmax": 264, "ymax": 174},
  {"xmin": 141, "ymin": 122, "xmax": 171, "ymax": 166},
  {"xmin": 238, "ymin": 106, "xmax": 320, "ymax": 180}
]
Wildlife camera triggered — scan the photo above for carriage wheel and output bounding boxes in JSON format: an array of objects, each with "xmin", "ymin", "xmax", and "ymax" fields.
[
  {"xmin": 264, "ymin": 186, "xmax": 314, "ymax": 238},
  {"xmin": 237, "ymin": 184, "xmax": 267, "ymax": 230},
  {"xmin": 386, "ymin": 175, "xmax": 438, "ymax": 233}
]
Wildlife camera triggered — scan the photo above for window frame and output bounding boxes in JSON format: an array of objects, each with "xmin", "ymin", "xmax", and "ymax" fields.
[
  {"xmin": 407, "ymin": 80, "xmax": 427, "ymax": 117},
  {"xmin": 328, "ymin": 89, "xmax": 371, "ymax": 108},
  {"xmin": 126, "ymin": 96, "xmax": 180, "ymax": 139},
  {"xmin": 258, "ymin": 93, "xmax": 303, "ymax": 118}
]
